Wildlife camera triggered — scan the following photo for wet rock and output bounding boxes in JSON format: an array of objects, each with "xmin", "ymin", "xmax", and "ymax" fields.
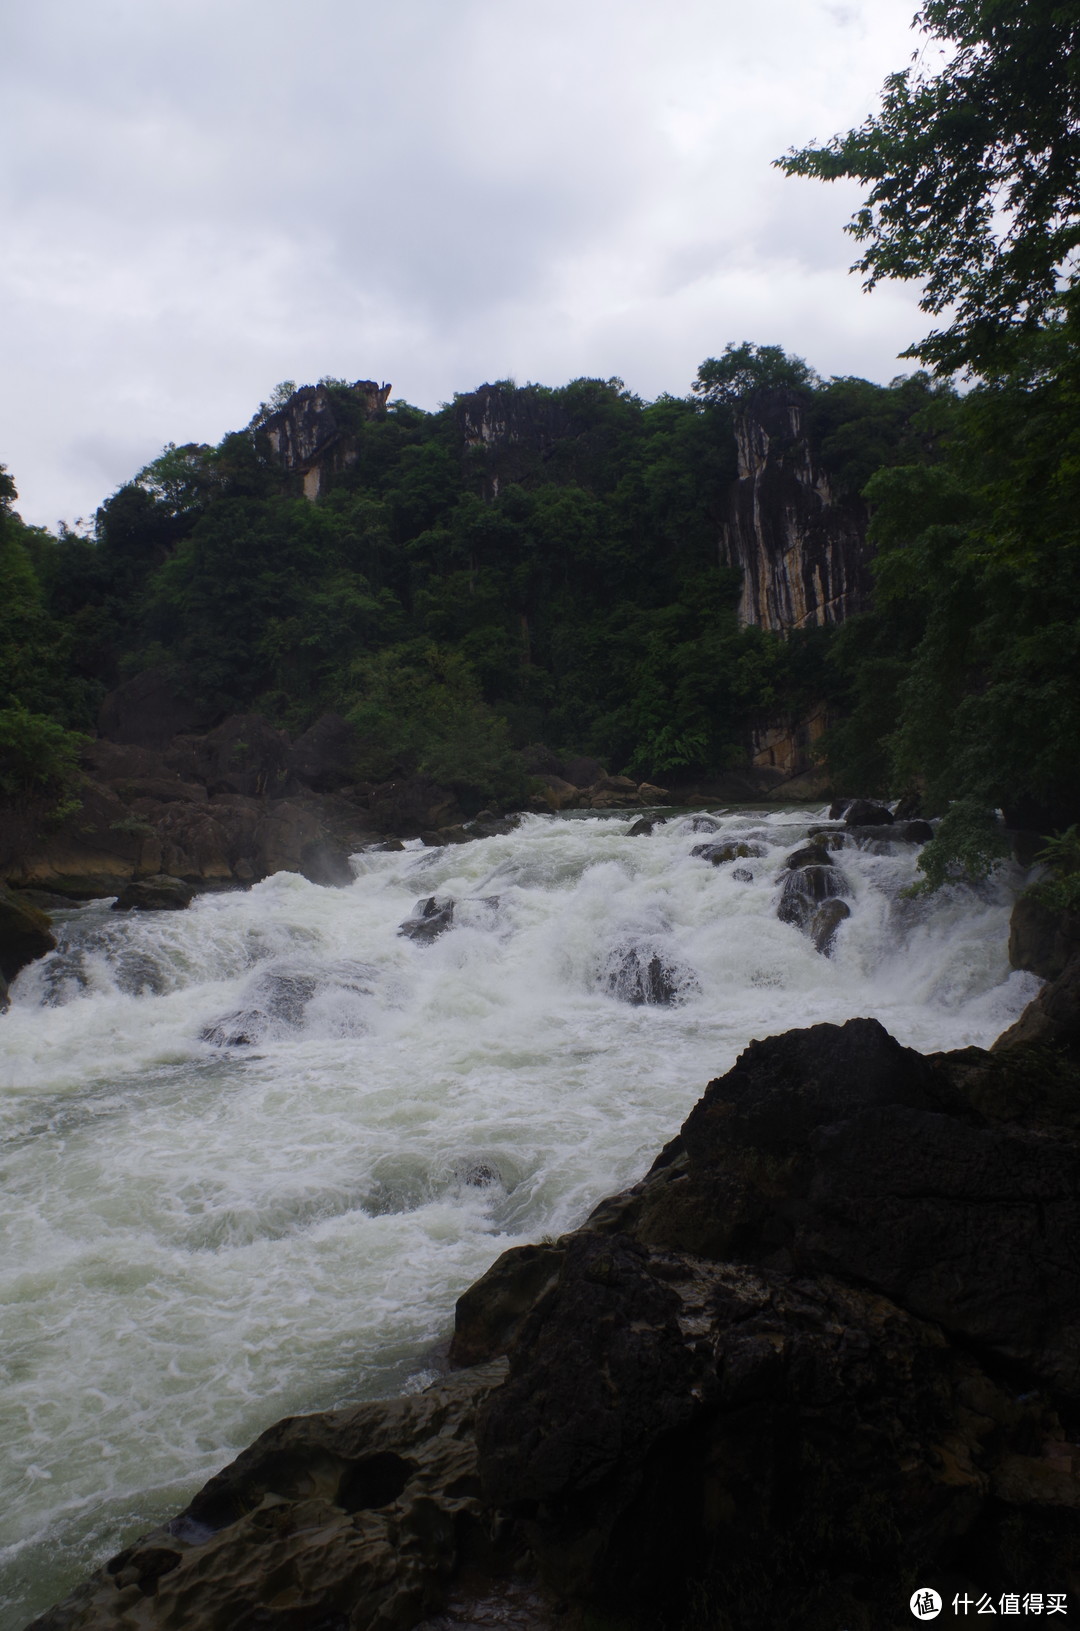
[
  {"xmin": 9, "ymin": 887, "xmax": 77, "ymax": 911},
  {"xmin": 690, "ymin": 840, "xmax": 765, "ymax": 865},
  {"xmin": 731, "ymin": 865, "xmax": 754, "ymax": 883},
  {"xmin": 809, "ymin": 897, "xmax": 851, "ymax": 955},
  {"xmin": 628, "ymin": 815, "xmax": 666, "ymax": 836},
  {"xmin": 1009, "ymin": 894, "xmax": 1080, "ymax": 981},
  {"xmin": 29, "ymin": 1363, "xmax": 509, "ymax": 1631},
  {"xmin": 190, "ymin": 714, "xmax": 294, "ymax": 799},
  {"xmin": 475, "ymin": 1233, "xmax": 1043, "ymax": 1626},
  {"xmin": 0, "ymin": 884, "xmax": 57, "ymax": 982},
  {"xmin": 399, "ymin": 897, "xmax": 456, "ymax": 943},
  {"xmin": 783, "ymin": 843, "xmax": 832, "ymax": 869},
  {"xmin": 201, "ymin": 961, "xmax": 378, "ymax": 1046},
  {"xmin": 776, "ymin": 863, "xmax": 849, "ymax": 929},
  {"xmin": 533, "ymin": 775, "xmax": 581, "ymax": 811},
  {"xmin": 828, "ymin": 797, "xmax": 853, "ymax": 819},
  {"xmin": 893, "ymin": 818, "xmax": 934, "ymax": 842},
  {"xmin": 34, "ymin": 1000, "xmax": 1080, "ymax": 1630},
  {"xmin": 450, "ymin": 1243, "xmax": 568, "ymax": 1368},
  {"xmin": 842, "ymin": 798, "xmax": 894, "ymax": 826},
  {"xmin": 252, "ymin": 796, "xmax": 369, "ymax": 884},
  {"xmin": 852, "ymin": 819, "xmax": 930, "ymax": 845},
  {"xmin": 600, "ymin": 944, "xmax": 697, "ymax": 1005},
  {"xmin": 993, "ymin": 951, "xmax": 1080, "ymax": 1058},
  {"xmin": 587, "ymin": 1017, "xmax": 1080, "ymax": 1402},
  {"xmin": 586, "ymin": 777, "xmax": 644, "ymax": 809},
  {"xmin": 635, "ymin": 783, "xmax": 669, "ymax": 802},
  {"xmin": 111, "ymin": 875, "xmax": 195, "ymax": 912},
  {"xmin": 467, "ymin": 815, "xmax": 517, "ymax": 838},
  {"xmin": 369, "ymin": 777, "xmax": 462, "ymax": 837},
  {"xmin": 297, "ymin": 842, "xmax": 356, "ymax": 887},
  {"xmin": 420, "ymin": 825, "xmax": 472, "ymax": 847}
]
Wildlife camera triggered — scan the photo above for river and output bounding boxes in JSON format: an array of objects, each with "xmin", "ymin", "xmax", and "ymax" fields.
[{"xmin": 0, "ymin": 806, "xmax": 1038, "ymax": 1628}]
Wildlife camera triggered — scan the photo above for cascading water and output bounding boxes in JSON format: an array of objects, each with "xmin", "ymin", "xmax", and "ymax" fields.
[{"xmin": 0, "ymin": 806, "xmax": 1039, "ymax": 1628}]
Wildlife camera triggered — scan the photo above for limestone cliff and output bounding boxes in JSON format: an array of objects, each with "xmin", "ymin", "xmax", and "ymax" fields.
[
  {"xmin": 453, "ymin": 383, "xmax": 573, "ymax": 499},
  {"xmin": 721, "ymin": 387, "xmax": 873, "ymax": 632},
  {"xmin": 263, "ymin": 380, "xmax": 391, "ymax": 500}
]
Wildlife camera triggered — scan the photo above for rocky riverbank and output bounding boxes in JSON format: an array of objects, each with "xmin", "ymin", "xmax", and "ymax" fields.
[
  {"xmin": 25, "ymin": 920, "xmax": 1080, "ymax": 1631},
  {"xmin": 0, "ymin": 668, "xmax": 831, "ymax": 1000}
]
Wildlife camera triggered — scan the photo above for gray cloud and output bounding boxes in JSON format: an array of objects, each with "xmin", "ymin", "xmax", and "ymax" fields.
[{"xmin": 1, "ymin": 0, "xmax": 926, "ymax": 527}]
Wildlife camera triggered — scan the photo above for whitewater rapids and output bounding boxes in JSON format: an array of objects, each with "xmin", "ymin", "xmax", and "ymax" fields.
[{"xmin": 0, "ymin": 807, "xmax": 1038, "ymax": 1627}]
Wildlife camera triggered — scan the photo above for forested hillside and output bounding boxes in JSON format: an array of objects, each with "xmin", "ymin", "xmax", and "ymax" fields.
[
  {"xmin": 1, "ymin": 356, "xmax": 947, "ymax": 802},
  {"xmin": 2, "ymin": 335, "xmax": 1078, "ymax": 844}
]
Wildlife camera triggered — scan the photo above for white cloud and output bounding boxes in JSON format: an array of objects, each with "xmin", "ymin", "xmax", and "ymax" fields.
[{"xmin": 1, "ymin": 0, "xmax": 926, "ymax": 526}]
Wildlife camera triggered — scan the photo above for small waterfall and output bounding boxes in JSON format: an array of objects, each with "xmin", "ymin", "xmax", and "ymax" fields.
[{"xmin": 0, "ymin": 806, "xmax": 1038, "ymax": 1627}]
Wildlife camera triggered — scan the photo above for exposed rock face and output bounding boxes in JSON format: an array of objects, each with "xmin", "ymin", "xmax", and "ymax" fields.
[
  {"xmin": 720, "ymin": 388, "xmax": 873, "ymax": 632},
  {"xmin": 749, "ymin": 700, "xmax": 829, "ymax": 778},
  {"xmin": 97, "ymin": 667, "xmax": 210, "ymax": 749},
  {"xmin": 476, "ymin": 1237, "xmax": 1032, "ymax": 1625},
  {"xmin": 262, "ymin": 380, "xmax": 392, "ymax": 500},
  {"xmin": 0, "ymin": 885, "xmax": 56, "ymax": 984},
  {"xmin": 993, "ymin": 949, "xmax": 1080, "ymax": 1055},
  {"xmin": 453, "ymin": 385, "xmax": 572, "ymax": 500},
  {"xmin": 287, "ymin": 713, "xmax": 360, "ymax": 793},
  {"xmin": 27, "ymin": 1363, "xmax": 509, "ymax": 1631},
  {"xmin": 1009, "ymin": 893, "xmax": 1080, "ymax": 981}
]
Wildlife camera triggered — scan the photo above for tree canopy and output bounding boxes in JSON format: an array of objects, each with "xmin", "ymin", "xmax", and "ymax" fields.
[{"xmin": 778, "ymin": 0, "xmax": 1080, "ymax": 374}]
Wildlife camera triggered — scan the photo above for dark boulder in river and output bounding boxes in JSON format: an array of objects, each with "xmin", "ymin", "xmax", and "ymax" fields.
[
  {"xmin": 600, "ymin": 943, "xmax": 697, "ymax": 1005},
  {"xmin": 776, "ymin": 861, "xmax": 849, "ymax": 930},
  {"xmin": 809, "ymin": 895, "xmax": 850, "ymax": 954},
  {"xmin": 26, "ymin": 986, "xmax": 1080, "ymax": 1631},
  {"xmin": 0, "ymin": 884, "xmax": 56, "ymax": 983},
  {"xmin": 842, "ymin": 798, "xmax": 894, "ymax": 825},
  {"xmin": 111, "ymin": 875, "xmax": 195, "ymax": 912},
  {"xmin": 398, "ymin": 896, "xmax": 456, "ymax": 942}
]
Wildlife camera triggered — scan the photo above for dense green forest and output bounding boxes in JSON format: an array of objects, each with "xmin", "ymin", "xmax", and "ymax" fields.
[
  {"xmin": 1, "ymin": 357, "xmax": 946, "ymax": 806},
  {"xmin": 1, "ymin": 334, "xmax": 1078, "ymax": 836},
  {"xmin": 2, "ymin": 0, "xmax": 1079, "ymax": 857}
]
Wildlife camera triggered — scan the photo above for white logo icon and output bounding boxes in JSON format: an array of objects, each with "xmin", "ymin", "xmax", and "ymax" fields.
[{"xmin": 910, "ymin": 1589, "xmax": 942, "ymax": 1620}]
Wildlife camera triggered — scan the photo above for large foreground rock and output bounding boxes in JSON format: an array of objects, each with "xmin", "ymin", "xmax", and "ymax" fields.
[
  {"xmin": 28, "ymin": 1364, "xmax": 509, "ymax": 1631},
  {"xmin": 0, "ymin": 885, "xmax": 57, "ymax": 982},
  {"xmin": 27, "ymin": 985, "xmax": 1080, "ymax": 1629}
]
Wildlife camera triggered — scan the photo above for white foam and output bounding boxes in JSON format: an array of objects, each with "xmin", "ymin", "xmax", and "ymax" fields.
[{"xmin": 0, "ymin": 809, "xmax": 1038, "ymax": 1626}]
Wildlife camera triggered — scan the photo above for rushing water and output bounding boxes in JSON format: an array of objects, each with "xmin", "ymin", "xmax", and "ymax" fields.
[{"xmin": 0, "ymin": 806, "xmax": 1038, "ymax": 1627}]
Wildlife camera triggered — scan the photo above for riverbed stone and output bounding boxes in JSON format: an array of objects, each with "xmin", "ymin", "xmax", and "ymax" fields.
[
  {"xmin": 27, "ymin": 1364, "xmax": 509, "ymax": 1631},
  {"xmin": 399, "ymin": 897, "xmax": 456, "ymax": 942},
  {"xmin": 810, "ymin": 896, "xmax": 850, "ymax": 954},
  {"xmin": 0, "ymin": 884, "xmax": 57, "ymax": 980},
  {"xmin": 111, "ymin": 875, "xmax": 195, "ymax": 912}
]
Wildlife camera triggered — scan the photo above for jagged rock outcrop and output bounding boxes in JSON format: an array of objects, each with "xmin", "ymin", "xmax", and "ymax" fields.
[
  {"xmin": 720, "ymin": 388, "xmax": 873, "ymax": 632},
  {"xmin": 262, "ymin": 380, "xmax": 391, "ymax": 500},
  {"xmin": 27, "ymin": 1364, "xmax": 510, "ymax": 1631},
  {"xmin": 453, "ymin": 384, "xmax": 573, "ymax": 500},
  {"xmin": 97, "ymin": 667, "xmax": 211, "ymax": 749},
  {"xmin": 31, "ymin": 993, "xmax": 1080, "ymax": 1630},
  {"xmin": 0, "ymin": 885, "xmax": 56, "ymax": 1005}
]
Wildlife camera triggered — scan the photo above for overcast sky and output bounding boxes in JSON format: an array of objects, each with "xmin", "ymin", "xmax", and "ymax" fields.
[{"xmin": 2, "ymin": 0, "xmax": 929, "ymax": 529}]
